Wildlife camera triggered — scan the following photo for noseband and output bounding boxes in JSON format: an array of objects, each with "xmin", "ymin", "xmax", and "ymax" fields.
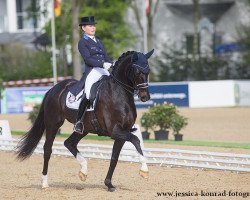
[{"xmin": 136, "ymin": 82, "xmax": 149, "ymax": 89}]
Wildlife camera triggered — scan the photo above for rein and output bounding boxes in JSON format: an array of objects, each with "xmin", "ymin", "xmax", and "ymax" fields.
[{"xmin": 110, "ymin": 73, "xmax": 135, "ymax": 95}]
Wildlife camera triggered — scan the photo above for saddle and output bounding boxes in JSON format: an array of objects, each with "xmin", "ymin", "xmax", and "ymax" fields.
[
  {"xmin": 68, "ymin": 74, "xmax": 86, "ymax": 96},
  {"xmin": 66, "ymin": 75, "xmax": 109, "ymax": 136},
  {"xmin": 66, "ymin": 75, "xmax": 108, "ymax": 111}
]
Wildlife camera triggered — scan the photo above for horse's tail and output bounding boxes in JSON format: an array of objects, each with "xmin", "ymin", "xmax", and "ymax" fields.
[{"xmin": 15, "ymin": 90, "xmax": 50, "ymax": 160}]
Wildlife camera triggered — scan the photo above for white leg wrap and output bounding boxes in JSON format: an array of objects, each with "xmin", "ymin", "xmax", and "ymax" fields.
[
  {"xmin": 42, "ymin": 175, "xmax": 49, "ymax": 188},
  {"xmin": 76, "ymin": 153, "xmax": 88, "ymax": 174},
  {"xmin": 139, "ymin": 155, "xmax": 148, "ymax": 172}
]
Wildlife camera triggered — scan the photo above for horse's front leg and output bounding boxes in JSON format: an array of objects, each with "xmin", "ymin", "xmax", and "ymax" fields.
[
  {"xmin": 104, "ymin": 139, "xmax": 125, "ymax": 192},
  {"xmin": 129, "ymin": 133, "xmax": 149, "ymax": 179},
  {"xmin": 64, "ymin": 132, "xmax": 88, "ymax": 181}
]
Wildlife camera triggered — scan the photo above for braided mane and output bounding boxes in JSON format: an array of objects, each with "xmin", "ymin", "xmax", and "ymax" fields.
[
  {"xmin": 111, "ymin": 51, "xmax": 136, "ymax": 77},
  {"xmin": 113, "ymin": 51, "xmax": 136, "ymax": 67}
]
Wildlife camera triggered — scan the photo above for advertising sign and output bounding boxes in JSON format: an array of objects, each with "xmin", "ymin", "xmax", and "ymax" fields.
[
  {"xmin": 135, "ymin": 83, "xmax": 189, "ymax": 108},
  {"xmin": 189, "ymin": 80, "xmax": 235, "ymax": 108},
  {"xmin": 5, "ymin": 87, "xmax": 50, "ymax": 113}
]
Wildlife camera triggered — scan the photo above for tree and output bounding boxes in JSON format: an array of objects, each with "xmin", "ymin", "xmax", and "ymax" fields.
[
  {"xmin": 0, "ymin": 43, "xmax": 52, "ymax": 81},
  {"xmin": 72, "ymin": 0, "xmax": 83, "ymax": 80},
  {"xmin": 128, "ymin": 0, "xmax": 160, "ymax": 51},
  {"xmin": 192, "ymin": 0, "xmax": 200, "ymax": 60},
  {"xmin": 234, "ymin": 0, "xmax": 250, "ymax": 79},
  {"xmin": 152, "ymin": 43, "xmax": 241, "ymax": 82}
]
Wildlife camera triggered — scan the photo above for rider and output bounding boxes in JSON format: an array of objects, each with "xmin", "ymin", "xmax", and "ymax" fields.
[{"xmin": 74, "ymin": 16, "xmax": 113, "ymax": 134}]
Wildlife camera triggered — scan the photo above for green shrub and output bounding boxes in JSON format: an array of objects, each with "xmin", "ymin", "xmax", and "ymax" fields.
[
  {"xmin": 140, "ymin": 103, "xmax": 188, "ymax": 135},
  {"xmin": 171, "ymin": 113, "xmax": 188, "ymax": 135},
  {"xmin": 28, "ymin": 104, "xmax": 41, "ymax": 124},
  {"xmin": 149, "ymin": 103, "xmax": 177, "ymax": 131},
  {"xmin": 140, "ymin": 112, "xmax": 154, "ymax": 132}
]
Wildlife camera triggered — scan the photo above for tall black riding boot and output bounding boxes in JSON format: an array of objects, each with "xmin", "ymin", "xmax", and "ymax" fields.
[{"xmin": 73, "ymin": 96, "xmax": 89, "ymax": 134}]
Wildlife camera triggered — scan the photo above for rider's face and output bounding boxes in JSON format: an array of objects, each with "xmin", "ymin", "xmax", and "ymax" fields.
[{"xmin": 82, "ymin": 25, "xmax": 96, "ymax": 36}]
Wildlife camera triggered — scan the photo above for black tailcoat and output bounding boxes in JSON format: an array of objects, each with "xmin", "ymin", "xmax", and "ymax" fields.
[{"xmin": 78, "ymin": 35, "xmax": 112, "ymax": 74}]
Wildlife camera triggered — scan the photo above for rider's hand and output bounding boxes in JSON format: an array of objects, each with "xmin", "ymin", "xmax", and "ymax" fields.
[{"xmin": 103, "ymin": 62, "xmax": 112, "ymax": 70}]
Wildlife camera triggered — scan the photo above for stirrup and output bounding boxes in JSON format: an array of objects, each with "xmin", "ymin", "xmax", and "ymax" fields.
[{"xmin": 73, "ymin": 121, "xmax": 84, "ymax": 134}]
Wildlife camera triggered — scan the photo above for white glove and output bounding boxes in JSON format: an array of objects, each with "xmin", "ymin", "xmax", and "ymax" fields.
[{"xmin": 103, "ymin": 62, "xmax": 112, "ymax": 70}]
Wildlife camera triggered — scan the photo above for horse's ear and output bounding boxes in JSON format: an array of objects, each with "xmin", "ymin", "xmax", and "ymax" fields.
[
  {"xmin": 145, "ymin": 49, "xmax": 154, "ymax": 59},
  {"xmin": 132, "ymin": 52, "xmax": 138, "ymax": 62}
]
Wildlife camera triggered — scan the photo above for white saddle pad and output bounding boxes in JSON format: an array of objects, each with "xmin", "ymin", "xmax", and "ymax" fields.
[{"xmin": 66, "ymin": 90, "xmax": 94, "ymax": 111}]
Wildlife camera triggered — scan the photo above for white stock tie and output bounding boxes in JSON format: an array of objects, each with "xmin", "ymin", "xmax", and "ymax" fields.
[{"xmin": 92, "ymin": 36, "xmax": 96, "ymax": 42}]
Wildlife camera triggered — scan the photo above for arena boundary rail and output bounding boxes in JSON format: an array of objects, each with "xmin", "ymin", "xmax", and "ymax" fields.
[{"xmin": 0, "ymin": 138, "xmax": 249, "ymax": 173}]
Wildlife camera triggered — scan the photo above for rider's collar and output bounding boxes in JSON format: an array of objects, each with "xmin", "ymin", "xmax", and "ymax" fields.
[{"xmin": 83, "ymin": 34, "xmax": 95, "ymax": 40}]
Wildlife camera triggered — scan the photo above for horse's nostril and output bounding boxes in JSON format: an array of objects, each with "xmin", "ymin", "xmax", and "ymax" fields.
[{"xmin": 140, "ymin": 96, "xmax": 148, "ymax": 102}]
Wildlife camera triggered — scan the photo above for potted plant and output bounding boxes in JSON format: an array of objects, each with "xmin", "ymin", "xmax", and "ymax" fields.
[
  {"xmin": 171, "ymin": 113, "xmax": 188, "ymax": 141},
  {"xmin": 150, "ymin": 103, "xmax": 177, "ymax": 140},
  {"xmin": 140, "ymin": 112, "xmax": 153, "ymax": 140}
]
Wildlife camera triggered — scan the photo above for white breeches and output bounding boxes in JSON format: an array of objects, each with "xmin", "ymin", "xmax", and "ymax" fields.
[{"xmin": 85, "ymin": 67, "xmax": 110, "ymax": 99}]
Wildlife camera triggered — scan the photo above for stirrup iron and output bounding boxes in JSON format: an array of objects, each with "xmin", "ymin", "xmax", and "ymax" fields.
[{"xmin": 73, "ymin": 121, "xmax": 84, "ymax": 134}]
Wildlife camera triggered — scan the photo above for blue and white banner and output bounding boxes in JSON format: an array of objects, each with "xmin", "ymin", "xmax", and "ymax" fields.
[{"xmin": 135, "ymin": 83, "xmax": 189, "ymax": 108}]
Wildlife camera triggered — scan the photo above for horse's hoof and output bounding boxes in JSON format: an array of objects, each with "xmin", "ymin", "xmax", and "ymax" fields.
[
  {"xmin": 42, "ymin": 184, "xmax": 49, "ymax": 189},
  {"xmin": 139, "ymin": 170, "xmax": 149, "ymax": 179},
  {"xmin": 79, "ymin": 171, "xmax": 87, "ymax": 182},
  {"xmin": 108, "ymin": 187, "xmax": 116, "ymax": 192}
]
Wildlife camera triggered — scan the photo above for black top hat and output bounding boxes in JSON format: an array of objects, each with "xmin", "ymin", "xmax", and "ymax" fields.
[{"xmin": 79, "ymin": 16, "xmax": 97, "ymax": 26}]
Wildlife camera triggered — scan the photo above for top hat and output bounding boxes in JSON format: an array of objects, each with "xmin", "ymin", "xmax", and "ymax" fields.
[{"xmin": 79, "ymin": 16, "xmax": 97, "ymax": 26}]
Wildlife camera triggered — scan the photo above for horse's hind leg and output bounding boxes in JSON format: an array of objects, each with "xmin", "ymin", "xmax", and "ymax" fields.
[
  {"xmin": 104, "ymin": 139, "xmax": 125, "ymax": 192},
  {"xmin": 42, "ymin": 123, "xmax": 63, "ymax": 188},
  {"xmin": 64, "ymin": 132, "xmax": 88, "ymax": 181}
]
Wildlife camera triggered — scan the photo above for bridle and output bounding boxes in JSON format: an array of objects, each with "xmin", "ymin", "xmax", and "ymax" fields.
[{"xmin": 110, "ymin": 63, "xmax": 149, "ymax": 96}]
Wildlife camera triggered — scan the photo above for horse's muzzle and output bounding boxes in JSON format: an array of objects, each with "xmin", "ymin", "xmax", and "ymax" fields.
[
  {"xmin": 139, "ymin": 90, "xmax": 150, "ymax": 102},
  {"xmin": 137, "ymin": 82, "xmax": 150, "ymax": 102}
]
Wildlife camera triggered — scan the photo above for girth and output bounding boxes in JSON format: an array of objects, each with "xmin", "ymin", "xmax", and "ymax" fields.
[{"xmin": 90, "ymin": 111, "xmax": 109, "ymax": 136}]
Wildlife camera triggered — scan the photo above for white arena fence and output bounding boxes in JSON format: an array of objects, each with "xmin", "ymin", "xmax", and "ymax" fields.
[{"xmin": 0, "ymin": 138, "xmax": 250, "ymax": 173}]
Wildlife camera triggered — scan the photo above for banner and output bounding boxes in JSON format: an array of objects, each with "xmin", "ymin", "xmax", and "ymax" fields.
[
  {"xmin": 5, "ymin": 87, "xmax": 50, "ymax": 113},
  {"xmin": 135, "ymin": 83, "xmax": 189, "ymax": 108}
]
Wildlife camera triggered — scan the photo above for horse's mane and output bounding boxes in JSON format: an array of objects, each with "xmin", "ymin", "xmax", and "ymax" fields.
[
  {"xmin": 111, "ymin": 51, "xmax": 136, "ymax": 77},
  {"xmin": 113, "ymin": 51, "xmax": 136, "ymax": 68}
]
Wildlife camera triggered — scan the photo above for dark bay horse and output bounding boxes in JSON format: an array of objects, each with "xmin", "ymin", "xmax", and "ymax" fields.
[{"xmin": 16, "ymin": 49, "xmax": 154, "ymax": 192}]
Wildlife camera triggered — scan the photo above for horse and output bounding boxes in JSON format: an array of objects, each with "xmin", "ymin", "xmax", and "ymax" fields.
[{"xmin": 15, "ymin": 49, "xmax": 154, "ymax": 192}]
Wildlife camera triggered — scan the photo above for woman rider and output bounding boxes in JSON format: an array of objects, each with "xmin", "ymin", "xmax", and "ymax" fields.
[{"xmin": 74, "ymin": 16, "xmax": 113, "ymax": 134}]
